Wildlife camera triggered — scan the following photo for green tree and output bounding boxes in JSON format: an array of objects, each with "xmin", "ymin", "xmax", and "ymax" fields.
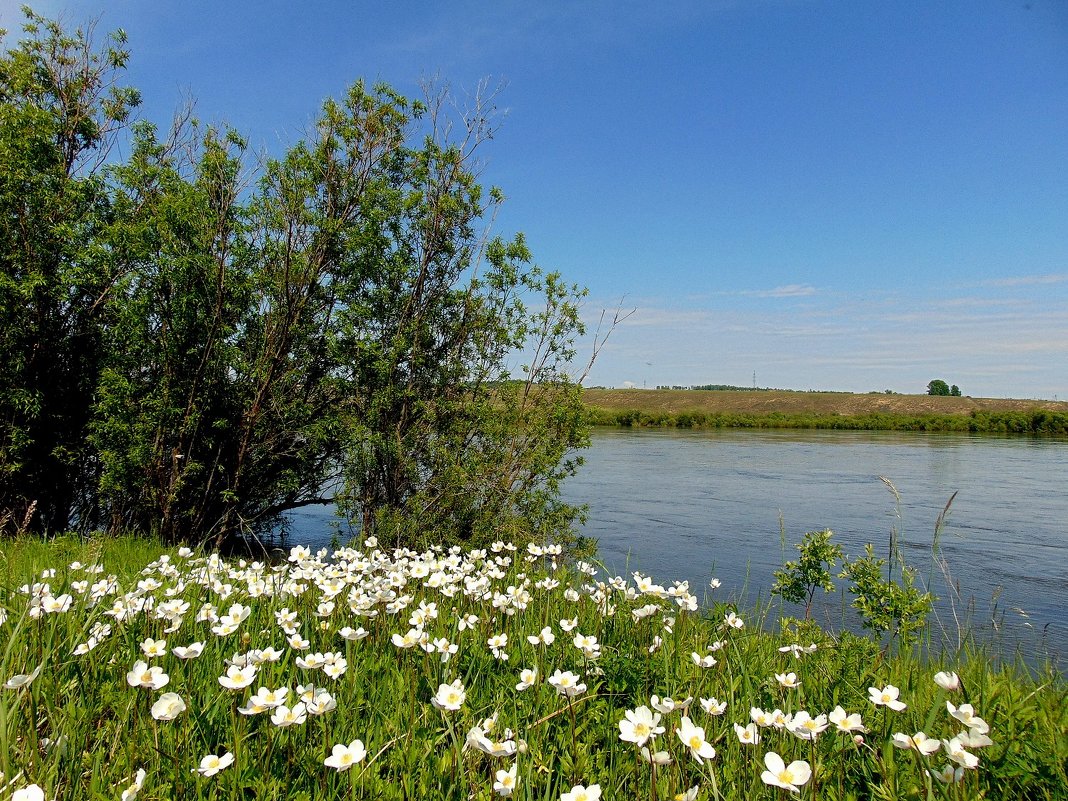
[
  {"xmin": 771, "ymin": 528, "xmax": 843, "ymax": 618},
  {"xmin": 2, "ymin": 10, "xmax": 592, "ymax": 550},
  {"xmin": 93, "ymin": 75, "xmax": 590, "ymax": 548},
  {"xmin": 950, "ymin": 384, "xmax": 961, "ymax": 396},
  {"xmin": 315, "ymin": 82, "xmax": 590, "ymax": 549},
  {"xmin": 92, "ymin": 118, "xmax": 342, "ymax": 545},
  {"xmin": 0, "ymin": 10, "xmax": 139, "ymax": 534},
  {"xmin": 926, "ymin": 379, "xmax": 950, "ymax": 396},
  {"xmin": 839, "ymin": 544, "xmax": 933, "ymax": 649}
]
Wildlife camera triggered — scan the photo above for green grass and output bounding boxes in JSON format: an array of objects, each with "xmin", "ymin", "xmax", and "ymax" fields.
[{"xmin": 0, "ymin": 534, "xmax": 1064, "ymax": 800}]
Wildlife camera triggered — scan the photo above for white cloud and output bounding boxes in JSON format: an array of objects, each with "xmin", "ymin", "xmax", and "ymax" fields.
[
  {"xmin": 980, "ymin": 273, "xmax": 1068, "ymax": 288},
  {"xmin": 749, "ymin": 284, "xmax": 818, "ymax": 298},
  {"xmin": 580, "ymin": 281, "xmax": 1068, "ymax": 398}
]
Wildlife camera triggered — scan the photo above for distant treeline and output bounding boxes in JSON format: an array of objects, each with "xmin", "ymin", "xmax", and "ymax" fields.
[
  {"xmin": 654, "ymin": 384, "xmax": 851, "ymax": 393},
  {"xmin": 585, "ymin": 407, "xmax": 1068, "ymax": 435}
]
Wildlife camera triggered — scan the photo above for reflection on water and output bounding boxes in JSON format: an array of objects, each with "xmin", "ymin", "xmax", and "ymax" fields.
[{"xmin": 287, "ymin": 428, "xmax": 1067, "ymax": 661}]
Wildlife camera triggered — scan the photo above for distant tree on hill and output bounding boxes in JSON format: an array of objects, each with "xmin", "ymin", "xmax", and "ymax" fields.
[
  {"xmin": 950, "ymin": 385, "xmax": 961, "ymax": 396},
  {"xmin": 927, "ymin": 380, "xmax": 951, "ymax": 396}
]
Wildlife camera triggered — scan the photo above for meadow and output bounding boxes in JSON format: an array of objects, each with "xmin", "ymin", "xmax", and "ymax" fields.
[
  {"xmin": 1, "ymin": 534, "xmax": 1065, "ymax": 801},
  {"xmin": 582, "ymin": 389, "xmax": 1068, "ymax": 434}
]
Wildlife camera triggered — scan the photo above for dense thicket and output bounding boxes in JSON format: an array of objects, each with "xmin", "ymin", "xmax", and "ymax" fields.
[{"xmin": 0, "ymin": 11, "xmax": 589, "ymax": 548}]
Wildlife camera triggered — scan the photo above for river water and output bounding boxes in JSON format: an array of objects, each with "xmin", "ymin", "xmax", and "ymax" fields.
[
  {"xmin": 563, "ymin": 428, "xmax": 1067, "ymax": 660},
  {"xmin": 287, "ymin": 428, "xmax": 1067, "ymax": 661}
]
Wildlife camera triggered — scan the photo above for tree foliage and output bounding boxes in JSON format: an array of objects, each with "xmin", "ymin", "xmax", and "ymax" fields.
[
  {"xmin": 1, "ymin": 11, "xmax": 591, "ymax": 549},
  {"xmin": 0, "ymin": 10, "xmax": 139, "ymax": 534},
  {"xmin": 926, "ymin": 379, "xmax": 950, "ymax": 396},
  {"xmin": 771, "ymin": 528, "xmax": 843, "ymax": 618}
]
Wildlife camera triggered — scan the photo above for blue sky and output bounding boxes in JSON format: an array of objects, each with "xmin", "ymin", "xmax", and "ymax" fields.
[{"xmin": 4, "ymin": 0, "xmax": 1067, "ymax": 398}]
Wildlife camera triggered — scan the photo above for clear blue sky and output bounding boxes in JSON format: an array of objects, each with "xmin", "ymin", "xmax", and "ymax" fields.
[{"xmin": 4, "ymin": 0, "xmax": 1067, "ymax": 398}]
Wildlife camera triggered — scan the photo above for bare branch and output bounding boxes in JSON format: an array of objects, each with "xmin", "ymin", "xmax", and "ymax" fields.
[{"xmin": 576, "ymin": 297, "xmax": 636, "ymax": 385}]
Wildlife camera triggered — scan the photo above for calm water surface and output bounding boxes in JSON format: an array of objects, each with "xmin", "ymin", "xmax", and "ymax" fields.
[
  {"xmin": 562, "ymin": 428, "xmax": 1067, "ymax": 658},
  {"xmin": 288, "ymin": 428, "xmax": 1067, "ymax": 658}
]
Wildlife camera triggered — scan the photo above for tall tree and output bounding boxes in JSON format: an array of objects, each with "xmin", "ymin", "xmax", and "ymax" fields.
[
  {"xmin": 2, "ymin": 7, "xmax": 591, "ymax": 549},
  {"xmin": 93, "ymin": 79, "xmax": 590, "ymax": 548},
  {"xmin": 927, "ymin": 379, "xmax": 951, "ymax": 396},
  {"xmin": 0, "ymin": 11, "xmax": 139, "ymax": 534}
]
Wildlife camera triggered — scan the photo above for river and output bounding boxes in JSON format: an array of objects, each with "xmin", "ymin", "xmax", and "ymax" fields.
[{"xmin": 287, "ymin": 428, "xmax": 1067, "ymax": 661}]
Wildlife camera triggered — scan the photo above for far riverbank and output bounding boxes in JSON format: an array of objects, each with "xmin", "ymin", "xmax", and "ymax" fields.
[{"xmin": 583, "ymin": 388, "xmax": 1068, "ymax": 434}]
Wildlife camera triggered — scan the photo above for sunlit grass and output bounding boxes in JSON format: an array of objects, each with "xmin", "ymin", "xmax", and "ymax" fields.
[{"xmin": 0, "ymin": 534, "xmax": 1064, "ymax": 800}]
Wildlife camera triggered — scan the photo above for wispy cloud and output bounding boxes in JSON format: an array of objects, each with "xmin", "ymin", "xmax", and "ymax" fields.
[
  {"xmin": 583, "ymin": 282, "xmax": 1068, "ymax": 398},
  {"xmin": 981, "ymin": 273, "xmax": 1068, "ymax": 288},
  {"xmin": 749, "ymin": 284, "xmax": 818, "ymax": 298},
  {"xmin": 940, "ymin": 296, "xmax": 1024, "ymax": 309}
]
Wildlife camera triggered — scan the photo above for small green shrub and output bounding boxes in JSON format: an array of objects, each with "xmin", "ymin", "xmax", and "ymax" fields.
[{"xmin": 771, "ymin": 528, "xmax": 843, "ymax": 618}]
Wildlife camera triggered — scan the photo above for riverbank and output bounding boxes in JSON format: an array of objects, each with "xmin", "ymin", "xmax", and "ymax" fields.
[{"xmin": 583, "ymin": 388, "xmax": 1068, "ymax": 433}]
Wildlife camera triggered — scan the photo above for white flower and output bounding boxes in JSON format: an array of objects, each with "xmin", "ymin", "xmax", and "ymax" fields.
[
  {"xmin": 493, "ymin": 764, "xmax": 518, "ymax": 796},
  {"xmin": 691, "ymin": 652, "xmax": 717, "ymax": 668},
  {"xmin": 700, "ymin": 697, "xmax": 727, "ymax": 715},
  {"xmin": 42, "ymin": 593, "xmax": 73, "ymax": 613},
  {"xmin": 527, "ymin": 626, "xmax": 555, "ymax": 646},
  {"xmin": 724, "ymin": 611, "xmax": 744, "ymax": 630},
  {"xmin": 218, "ymin": 664, "xmax": 257, "ymax": 690},
  {"xmin": 12, "ymin": 786, "xmax": 45, "ymax": 801},
  {"xmin": 306, "ymin": 690, "xmax": 338, "ymax": 716},
  {"xmin": 787, "ymin": 710, "xmax": 828, "ymax": 740},
  {"xmin": 140, "ymin": 638, "xmax": 167, "ymax": 658},
  {"xmin": 828, "ymin": 706, "xmax": 866, "ymax": 734},
  {"xmin": 172, "ymin": 642, "xmax": 205, "ymax": 659},
  {"xmin": 516, "ymin": 667, "xmax": 538, "ymax": 691},
  {"xmin": 432, "ymin": 679, "xmax": 466, "ymax": 711},
  {"xmin": 573, "ymin": 633, "xmax": 598, "ymax": 652},
  {"xmin": 249, "ymin": 686, "xmax": 290, "ymax": 709},
  {"xmin": 618, "ymin": 706, "xmax": 664, "ymax": 746},
  {"xmin": 932, "ymin": 764, "xmax": 966, "ymax": 784},
  {"xmin": 892, "ymin": 731, "xmax": 941, "ymax": 755},
  {"xmin": 775, "ymin": 671, "xmax": 800, "ymax": 689},
  {"xmin": 150, "ymin": 692, "xmax": 187, "ymax": 721},
  {"xmin": 957, "ymin": 728, "xmax": 993, "ymax": 748},
  {"xmin": 560, "ymin": 784, "xmax": 601, "ymax": 801},
  {"xmin": 127, "ymin": 661, "xmax": 169, "ymax": 690},
  {"xmin": 946, "ymin": 702, "xmax": 989, "ymax": 734},
  {"xmin": 4, "ymin": 665, "xmax": 42, "ymax": 690},
  {"xmin": 760, "ymin": 751, "xmax": 811, "ymax": 793},
  {"xmin": 271, "ymin": 702, "xmax": 308, "ymax": 727},
  {"xmin": 651, "ymin": 694, "xmax": 691, "ymax": 715},
  {"xmin": 943, "ymin": 737, "xmax": 980, "ymax": 769},
  {"xmin": 640, "ymin": 746, "xmax": 672, "ymax": 765},
  {"xmin": 193, "ymin": 752, "xmax": 234, "ymax": 777},
  {"xmin": 933, "ymin": 671, "xmax": 960, "ymax": 691},
  {"xmin": 548, "ymin": 669, "xmax": 586, "ymax": 698},
  {"xmin": 324, "ymin": 739, "xmax": 366, "ymax": 771},
  {"xmin": 734, "ymin": 722, "xmax": 760, "ymax": 744},
  {"xmin": 868, "ymin": 684, "xmax": 906, "ymax": 711},
  {"xmin": 677, "ymin": 716, "xmax": 716, "ymax": 764},
  {"xmin": 778, "ymin": 642, "xmax": 817, "ymax": 658},
  {"xmin": 751, "ymin": 707, "xmax": 773, "ymax": 727},
  {"xmin": 120, "ymin": 768, "xmax": 147, "ymax": 801}
]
